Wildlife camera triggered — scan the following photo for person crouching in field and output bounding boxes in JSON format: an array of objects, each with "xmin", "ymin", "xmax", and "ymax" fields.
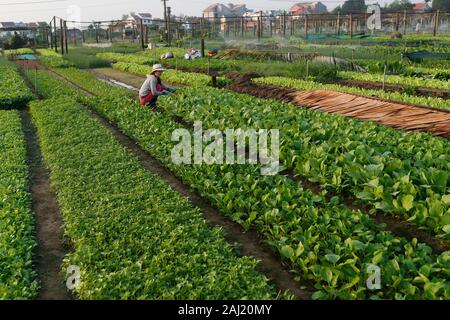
[{"xmin": 139, "ymin": 64, "xmax": 175, "ymax": 108}]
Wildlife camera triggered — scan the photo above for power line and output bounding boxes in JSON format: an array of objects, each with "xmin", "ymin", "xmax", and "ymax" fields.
[{"xmin": 0, "ymin": 0, "xmax": 67, "ymax": 5}]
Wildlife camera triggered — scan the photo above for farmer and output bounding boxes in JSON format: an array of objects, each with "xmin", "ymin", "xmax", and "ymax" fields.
[
  {"xmin": 139, "ymin": 64, "xmax": 175, "ymax": 108},
  {"xmin": 184, "ymin": 47, "xmax": 202, "ymax": 60}
]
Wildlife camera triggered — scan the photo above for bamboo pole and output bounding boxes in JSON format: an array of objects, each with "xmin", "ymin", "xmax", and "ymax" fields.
[
  {"xmin": 64, "ymin": 20, "xmax": 68, "ymax": 54},
  {"xmin": 60, "ymin": 18, "xmax": 64, "ymax": 54},
  {"xmin": 336, "ymin": 11, "xmax": 341, "ymax": 36},
  {"xmin": 304, "ymin": 14, "xmax": 308, "ymax": 38},
  {"xmin": 349, "ymin": 14, "xmax": 353, "ymax": 39}
]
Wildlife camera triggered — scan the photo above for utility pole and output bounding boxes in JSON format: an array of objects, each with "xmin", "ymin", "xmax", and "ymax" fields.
[
  {"xmin": 349, "ymin": 14, "xmax": 353, "ymax": 39},
  {"xmin": 49, "ymin": 23, "xmax": 53, "ymax": 49},
  {"xmin": 433, "ymin": 10, "xmax": 440, "ymax": 37},
  {"xmin": 60, "ymin": 18, "xmax": 64, "ymax": 54},
  {"xmin": 162, "ymin": 0, "xmax": 169, "ymax": 43},
  {"xmin": 336, "ymin": 11, "xmax": 341, "ymax": 36},
  {"xmin": 95, "ymin": 22, "xmax": 99, "ymax": 44},
  {"xmin": 403, "ymin": 9, "xmax": 407, "ymax": 34},
  {"xmin": 167, "ymin": 6, "xmax": 172, "ymax": 46},
  {"xmin": 53, "ymin": 16, "xmax": 58, "ymax": 52},
  {"xmin": 304, "ymin": 14, "xmax": 308, "ymax": 39}
]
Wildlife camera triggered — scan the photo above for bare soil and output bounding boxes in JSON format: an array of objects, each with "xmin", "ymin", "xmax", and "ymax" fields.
[
  {"xmin": 336, "ymin": 79, "xmax": 450, "ymax": 100},
  {"xmin": 86, "ymin": 107, "xmax": 314, "ymax": 299},
  {"xmin": 20, "ymin": 109, "xmax": 73, "ymax": 300}
]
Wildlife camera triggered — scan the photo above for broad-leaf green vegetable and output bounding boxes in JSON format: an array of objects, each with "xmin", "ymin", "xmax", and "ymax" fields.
[
  {"xmin": 253, "ymin": 76, "xmax": 450, "ymax": 111},
  {"xmin": 0, "ymin": 59, "xmax": 34, "ymax": 109},
  {"xmin": 30, "ymin": 97, "xmax": 278, "ymax": 300},
  {"xmin": 28, "ymin": 68, "xmax": 450, "ymax": 300}
]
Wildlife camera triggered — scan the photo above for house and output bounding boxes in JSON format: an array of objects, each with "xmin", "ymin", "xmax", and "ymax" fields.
[
  {"xmin": 289, "ymin": 2, "xmax": 328, "ymax": 16},
  {"xmin": 124, "ymin": 13, "xmax": 153, "ymax": 29},
  {"xmin": 203, "ymin": 3, "xmax": 248, "ymax": 19},
  {"xmin": 412, "ymin": 2, "xmax": 431, "ymax": 13}
]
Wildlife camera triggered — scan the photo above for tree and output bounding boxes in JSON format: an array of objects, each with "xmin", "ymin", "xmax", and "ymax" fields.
[
  {"xmin": 341, "ymin": 0, "xmax": 366, "ymax": 14},
  {"xmin": 10, "ymin": 32, "xmax": 27, "ymax": 49},
  {"xmin": 432, "ymin": 0, "xmax": 450, "ymax": 11}
]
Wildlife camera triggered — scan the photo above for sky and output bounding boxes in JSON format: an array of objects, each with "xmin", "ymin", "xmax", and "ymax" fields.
[{"xmin": 0, "ymin": 0, "xmax": 424, "ymax": 23}]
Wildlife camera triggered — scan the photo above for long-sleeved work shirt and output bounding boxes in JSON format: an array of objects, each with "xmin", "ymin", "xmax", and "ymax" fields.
[{"xmin": 139, "ymin": 75, "xmax": 169, "ymax": 98}]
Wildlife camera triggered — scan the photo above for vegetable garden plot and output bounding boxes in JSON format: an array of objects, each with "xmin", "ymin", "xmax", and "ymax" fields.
[
  {"xmin": 0, "ymin": 111, "xmax": 38, "ymax": 299},
  {"xmin": 30, "ymin": 97, "xmax": 278, "ymax": 299},
  {"xmin": 28, "ymin": 68, "xmax": 450, "ymax": 300},
  {"xmin": 0, "ymin": 59, "xmax": 34, "ymax": 109},
  {"xmin": 112, "ymin": 62, "xmax": 231, "ymax": 87},
  {"xmin": 253, "ymin": 76, "xmax": 450, "ymax": 111},
  {"xmin": 24, "ymin": 68, "xmax": 307, "ymax": 299}
]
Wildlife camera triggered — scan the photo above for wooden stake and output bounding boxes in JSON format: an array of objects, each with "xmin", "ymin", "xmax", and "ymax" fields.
[{"xmin": 433, "ymin": 10, "xmax": 440, "ymax": 37}]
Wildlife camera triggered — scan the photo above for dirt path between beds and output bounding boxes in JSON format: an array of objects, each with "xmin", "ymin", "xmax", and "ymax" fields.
[
  {"xmin": 336, "ymin": 79, "xmax": 450, "ymax": 100},
  {"xmin": 226, "ymin": 73, "xmax": 450, "ymax": 140},
  {"xmin": 82, "ymin": 67, "xmax": 450, "ymax": 253}
]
